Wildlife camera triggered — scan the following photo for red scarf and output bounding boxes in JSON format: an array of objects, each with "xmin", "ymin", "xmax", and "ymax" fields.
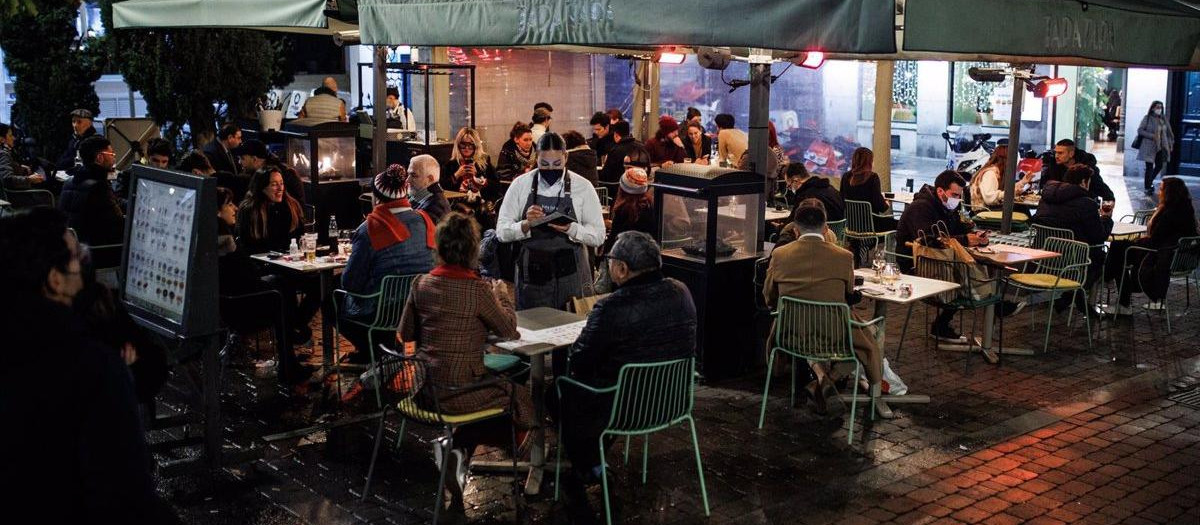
[
  {"xmin": 430, "ymin": 264, "xmax": 480, "ymax": 279},
  {"xmin": 366, "ymin": 199, "xmax": 436, "ymax": 251}
]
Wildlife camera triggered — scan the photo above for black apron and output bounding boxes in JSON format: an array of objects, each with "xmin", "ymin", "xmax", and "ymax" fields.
[{"xmin": 516, "ymin": 171, "xmax": 593, "ymax": 310}]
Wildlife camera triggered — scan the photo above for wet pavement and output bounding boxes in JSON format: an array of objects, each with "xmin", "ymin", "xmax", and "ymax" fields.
[{"xmin": 153, "ymin": 161, "xmax": 1200, "ymax": 525}]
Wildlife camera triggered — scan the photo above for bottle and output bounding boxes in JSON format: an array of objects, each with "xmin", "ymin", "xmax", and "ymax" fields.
[
  {"xmin": 288, "ymin": 239, "xmax": 299, "ymax": 256},
  {"xmin": 328, "ymin": 216, "xmax": 338, "ymax": 247}
]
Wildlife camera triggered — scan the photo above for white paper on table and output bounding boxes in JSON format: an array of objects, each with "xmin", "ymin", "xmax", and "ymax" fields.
[{"xmin": 494, "ymin": 320, "xmax": 587, "ymax": 350}]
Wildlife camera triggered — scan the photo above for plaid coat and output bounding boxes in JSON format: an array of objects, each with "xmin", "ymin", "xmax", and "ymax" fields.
[{"xmin": 399, "ymin": 272, "xmax": 534, "ymax": 427}]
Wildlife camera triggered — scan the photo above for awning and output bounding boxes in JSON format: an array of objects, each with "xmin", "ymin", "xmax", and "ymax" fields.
[
  {"xmin": 903, "ymin": 0, "xmax": 1200, "ymax": 67},
  {"xmin": 356, "ymin": 0, "xmax": 896, "ymax": 53},
  {"xmin": 113, "ymin": 0, "xmax": 330, "ymax": 31}
]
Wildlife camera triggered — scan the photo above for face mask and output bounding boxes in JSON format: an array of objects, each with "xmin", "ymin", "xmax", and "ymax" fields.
[
  {"xmin": 1154, "ymin": 109, "xmax": 1163, "ymax": 116},
  {"xmin": 944, "ymin": 196, "xmax": 961, "ymax": 210},
  {"xmin": 539, "ymin": 169, "xmax": 564, "ymax": 185},
  {"xmin": 409, "ymin": 185, "xmax": 431, "ymax": 203}
]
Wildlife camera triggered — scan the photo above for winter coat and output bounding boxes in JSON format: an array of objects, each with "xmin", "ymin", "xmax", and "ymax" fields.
[
  {"xmin": 683, "ymin": 135, "xmax": 713, "ymax": 163},
  {"xmin": 340, "ymin": 208, "xmax": 436, "ymax": 319},
  {"xmin": 55, "ymin": 126, "xmax": 96, "ymax": 170},
  {"xmin": 496, "ymin": 139, "xmax": 534, "ymax": 182},
  {"xmin": 414, "ymin": 182, "xmax": 451, "ymax": 225},
  {"xmin": 566, "ymin": 146, "xmax": 599, "ymax": 187},
  {"xmin": 896, "ymin": 184, "xmax": 972, "ymax": 272},
  {"xmin": 599, "ymin": 137, "xmax": 650, "ymax": 185},
  {"xmin": 1033, "ymin": 181, "xmax": 1114, "ymax": 247},
  {"xmin": 645, "ymin": 136, "xmax": 686, "ymax": 165},
  {"xmin": 1137, "ymin": 113, "xmax": 1174, "ymax": 162},
  {"xmin": 789, "ymin": 176, "xmax": 845, "ymax": 221},
  {"xmin": 58, "ymin": 163, "xmax": 125, "ymax": 247},
  {"xmin": 203, "ymin": 139, "xmax": 239, "ymax": 176}
]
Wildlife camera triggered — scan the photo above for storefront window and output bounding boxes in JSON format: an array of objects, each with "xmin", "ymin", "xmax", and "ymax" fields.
[
  {"xmin": 952, "ymin": 62, "xmax": 1052, "ymax": 128},
  {"xmin": 860, "ymin": 60, "xmax": 918, "ymax": 123}
]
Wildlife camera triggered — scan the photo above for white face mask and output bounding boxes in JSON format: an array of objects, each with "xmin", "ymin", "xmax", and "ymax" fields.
[
  {"xmin": 1153, "ymin": 108, "xmax": 1163, "ymax": 116},
  {"xmin": 944, "ymin": 196, "xmax": 961, "ymax": 210}
]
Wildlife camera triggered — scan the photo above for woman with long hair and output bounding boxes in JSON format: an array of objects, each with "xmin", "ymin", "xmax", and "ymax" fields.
[
  {"xmin": 398, "ymin": 211, "xmax": 534, "ymax": 517},
  {"xmin": 496, "ymin": 121, "xmax": 535, "ymax": 182},
  {"xmin": 683, "ymin": 121, "xmax": 712, "ymax": 164},
  {"xmin": 839, "ymin": 147, "xmax": 894, "ymax": 230},
  {"xmin": 603, "ymin": 167, "xmax": 655, "ymax": 254},
  {"xmin": 237, "ymin": 168, "xmax": 304, "ymax": 255},
  {"xmin": 1107, "ymin": 177, "xmax": 1199, "ymax": 313},
  {"xmin": 1137, "ymin": 100, "xmax": 1175, "ymax": 194},
  {"xmin": 442, "ymin": 127, "xmax": 502, "ymax": 229},
  {"xmin": 969, "ymin": 145, "xmax": 1035, "ymax": 210}
]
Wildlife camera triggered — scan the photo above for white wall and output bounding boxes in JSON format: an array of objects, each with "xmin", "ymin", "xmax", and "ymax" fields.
[{"xmin": 914, "ymin": 61, "xmax": 950, "ymax": 159}]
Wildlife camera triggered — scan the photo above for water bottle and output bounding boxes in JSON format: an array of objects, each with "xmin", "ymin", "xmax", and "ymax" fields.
[
  {"xmin": 288, "ymin": 239, "xmax": 299, "ymax": 256},
  {"xmin": 327, "ymin": 216, "xmax": 338, "ymax": 252}
]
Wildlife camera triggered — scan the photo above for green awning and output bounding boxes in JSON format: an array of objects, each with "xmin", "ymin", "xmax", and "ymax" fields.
[
  {"xmin": 113, "ymin": 0, "xmax": 330, "ymax": 30},
  {"xmin": 904, "ymin": 0, "xmax": 1200, "ymax": 67},
  {"xmin": 357, "ymin": 0, "xmax": 896, "ymax": 53}
]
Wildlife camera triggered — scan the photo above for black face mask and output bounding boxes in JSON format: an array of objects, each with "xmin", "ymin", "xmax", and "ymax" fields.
[{"xmin": 539, "ymin": 169, "xmax": 564, "ymax": 185}]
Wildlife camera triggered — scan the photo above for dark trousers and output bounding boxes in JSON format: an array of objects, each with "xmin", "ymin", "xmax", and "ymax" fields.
[
  {"xmin": 337, "ymin": 319, "xmax": 397, "ymax": 364},
  {"xmin": 222, "ymin": 290, "xmax": 300, "ymax": 383},
  {"xmin": 1144, "ymin": 150, "xmax": 1167, "ymax": 190},
  {"xmin": 548, "ymin": 382, "xmax": 614, "ymax": 474}
]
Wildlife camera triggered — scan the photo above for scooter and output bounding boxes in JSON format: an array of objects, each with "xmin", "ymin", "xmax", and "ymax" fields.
[
  {"xmin": 802, "ymin": 136, "xmax": 845, "ymax": 176},
  {"xmin": 942, "ymin": 128, "xmax": 994, "ymax": 180}
]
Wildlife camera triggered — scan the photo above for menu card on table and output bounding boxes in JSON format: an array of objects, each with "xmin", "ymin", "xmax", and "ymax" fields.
[{"xmin": 495, "ymin": 320, "xmax": 588, "ymax": 351}]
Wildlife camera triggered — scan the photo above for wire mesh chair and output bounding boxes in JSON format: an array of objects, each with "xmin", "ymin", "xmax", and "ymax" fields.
[
  {"xmin": 362, "ymin": 347, "xmax": 521, "ymax": 523},
  {"xmin": 827, "ymin": 218, "xmax": 848, "ymax": 247},
  {"xmin": 1003, "ymin": 237, "xmax": 1093, "ymax": 352},
  {"xmin": 1119, "ymin": 208, "xmax": 1155, "ymax": 225},
  {"xmin": 4, "ymin": 188, "xmax": 54, "ymax": 208},
  {"xmin": 757, "ymin": 297, "xmax": 880, "ymax": 443},
  {"xmin": 554, "ymin": 358, "xmax": 709, "ymax": 525},
  {"xmin": 1117, "ymin": 236, "xmax": 1200, "ymax": 333},
  {"xmin": 333, "ymin": 274, "xmax": 420, "ymax": 407},
  {"xmin": 1030, "ymin": 223, "xmax": 1075, "ymax": 250},
  {"xmin": 845, "ymin": 200, "xmax": 895, "ymax": 263},
  {"xmin": 910, "ymin": 255, "xmax": 1004, "ymax": 370}
]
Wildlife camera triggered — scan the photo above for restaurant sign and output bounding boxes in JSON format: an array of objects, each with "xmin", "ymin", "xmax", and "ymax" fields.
[
  {"xmin": 905, "ymin": 0, "xmax": 1200, "ymax": 66},
  {"xmin": 515, "ymin": 0, "xmax": 615, "ymax": 42}
]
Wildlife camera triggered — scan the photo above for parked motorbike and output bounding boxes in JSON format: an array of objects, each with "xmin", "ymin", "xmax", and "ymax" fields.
[
  {"xmin": 942, "ymin": 128, "xmax": 994, "ymax": 179},
  {"xmin": 802, "ymin": 136, "xmax": 844, "ymax": 176}
]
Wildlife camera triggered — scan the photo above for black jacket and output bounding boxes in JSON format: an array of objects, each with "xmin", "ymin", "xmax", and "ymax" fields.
[
  {"xmin": 414, "ymin": 182, "xmax": 451, "ymax": 225},
  {"xmin": 599, "ymin": 137, "xmax": 649, "ymax": 185},
  {"xmin": 683, "ymin": 135, "xmax": 713, "ymax": 163},
  {"xmin": 566, "ymin": 147, "xmax": 599, "ymax": 187},
  {"xmin": 0, "ymin": 296, "xmax": 179, "ymax": 524},
  {"xmin": 441, "ymin": 159, "xmax": 503, "ymax": 202},
  {"xmin": 496, "ymin": 139, "xmax": 533, "ymax": 182},
  {"xmin": 790, "ymin": 176, "xmax": 845, "ymax": 221},
  {"xmin": 1042, "ymin": 150, "xmax": 1114, "ymax": 202},
  {"xmin": 1033, "ymin": 181, "xmax": 1113, "ymax": 247},
  {"xmin": 237, "ymin": 201, "xmax": 301, "ymax": 255},
  {"xmin": 896, "ymin": 184, "xmax": 972, "ymax": 272},
  {"xmin": 59, "ymin": 163, "xmax": 125, "ymax": 247},
  {"xmin": 588, "ymin": 133, "xmax": 616, "ymax": 161},
  {"xmin": 569, "ymin": 271, "xmax": 696, "ymax": 386},
  {"xmin": 203, "ymin": 139, "xmax": 239, "ymax": 176},
  {"xmin": 55, "ymin": 126, "xmax": 97, "ymax": 170},
  {"xmin": 840, "ymin": 172, "xmax": 889, "ymax": 214}
]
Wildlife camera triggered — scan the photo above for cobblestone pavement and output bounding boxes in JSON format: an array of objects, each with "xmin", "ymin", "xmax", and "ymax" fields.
[{"xmin": 153, "ymin": 170, "xmax": 1200, "ymax": 525}]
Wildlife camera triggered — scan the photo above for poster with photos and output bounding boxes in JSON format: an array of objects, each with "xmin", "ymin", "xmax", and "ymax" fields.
[{"xmin": 124, "ymin": 178, "xmax": 196, "ymax": 324}]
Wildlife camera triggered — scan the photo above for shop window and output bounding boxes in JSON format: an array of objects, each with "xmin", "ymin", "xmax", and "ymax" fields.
[{"xmin": 859, "ymin": 60, "xmax": 918, "ymax": 123}]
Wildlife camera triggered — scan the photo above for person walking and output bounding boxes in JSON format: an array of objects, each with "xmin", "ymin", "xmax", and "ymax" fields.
[{"xmin": 1137, "ymin": 100, "xmax": 1174, "ymax": 195}]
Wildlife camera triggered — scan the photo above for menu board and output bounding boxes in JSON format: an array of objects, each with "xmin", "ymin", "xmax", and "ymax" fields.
[{"xmin": 124, "ymin": 178, "xmax": 196, "ymax": 324}]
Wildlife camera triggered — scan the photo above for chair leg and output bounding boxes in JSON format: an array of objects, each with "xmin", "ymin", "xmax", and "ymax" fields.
[
  {"xmin": 1081, "ymin": 289, "xmax": 1093, "ymax": 348},
  {"xmin": 554, "ymin": 420, "xmax": 564, "ymax": 501},
  {"xmin": 599, "ymin": 434, "xmax": 613, "ymax": 525},
  {"xmin": 392, "ymin": 418, "xmax": 406, "ymax": 453},
  {"xmin": 847, "ymin": 362, "xmax": 860, "ymax": 444},
  {"xmin": 896, "ymin": 304, "xmax": 914, "ymax": 362},
  {"xmin": 1042, "ymin": 293, "xmax": 1057, "ymax": 353},
  {"xmin": 361, "ymin": 405, "xmax": 392, "ymax": 501},
  {"xmin": 758, "ymin": 348, "xmax": 777, "ymax": 429},
  {"xmin": 789, "ymin": 356, "xmax": 797, "ymax": 408},
  {"xmin": 433, "ymin": 429, "xmax": 454, "ymax": 525},
  {"xmin": 623, "ymin": 436, "xmax": 631, "ymax": 465},
  {"xmin": 686, "ymin": 416, "xmax": 711, "ymax": 516},
  {"xmin": 641, "ymin": 435, "xmax": 650, "ymax": 485}
]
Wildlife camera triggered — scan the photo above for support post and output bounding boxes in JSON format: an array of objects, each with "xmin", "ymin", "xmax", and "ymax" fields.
[
  {"xmin": 371, "ymin": 46, "xmax": 387, "ymax": 176},
  {"xmin": 873, "ymin": 60, "xmax": 895, "ymax": 191},
  {"xmin": 748, "ymin": 61, "xmax": 772, "ymax": 246},
  {"xmin": 1001, "ymin": 76, "xmax": 1025, "ymax": 234},
  {"xmin": 631, "ymin": 60, "xmax": 659, "ymax": 141}
]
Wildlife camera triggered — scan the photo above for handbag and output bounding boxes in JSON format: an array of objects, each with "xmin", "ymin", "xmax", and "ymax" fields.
[
  {"xmin": 1131, "ymin": 134, "xmax": 1143, "ymax": 150},
  {"xmin": 914, "ymin": 224, "xmax": 996, "ymax": 301}
]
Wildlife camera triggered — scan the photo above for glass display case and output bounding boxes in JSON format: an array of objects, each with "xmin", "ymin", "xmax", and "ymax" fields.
[
  {"xmin": 655, "ymin": 164, "xmax": 764, "ymax": 264},
  {"xmin": 282, "ymin": 120, "xmax": 358, "ymax": 182}
]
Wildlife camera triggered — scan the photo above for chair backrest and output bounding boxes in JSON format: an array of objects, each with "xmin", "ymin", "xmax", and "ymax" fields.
[
  {"xmin": 570, "ymin": 293, "xmax": 610, "ymax": 317},
  {"xmin": 1171, "ymin": 236, "xmax": 1200, "ymax": 276},
  {"xmin": 1031, "ymin": 223, "xmax": 1075, "ymax": 250},
  {"xmin": 1121, "ymin": 208, "xmax": 1155, "ymax": 225},
  {"xmin": 844, "ymin": 199, "xmax": 876, "ymax": 235},
  {"xmin": 606, "ymin": 358, "xmax": 695, "ymax": 433},
  {"xmin": 595, "ymin": 186, "xmax": 609, "ymax": 206},
  {"xmin": 372, "ymin": 274, "xmax": 421, "ymax": 328},
  {"xmin": 1037, "ymin": 237, "xmax": 1090, "ymax": 284},
  {"xmin": 827, "ymin": 219, "xmax": 847, "ymax": 245},
  {"xmin": 915, "ymin": 255, "xmax": 975, "ymax": 304},
  {"xmin": 773, "ymin": 296, "xmax": 856, "ymax": 361},
  {"xmin": 376, "ymin": 348, "xmax": 440, "ymax": 422},
  {"xmin": 6, "ymin": 188, "xmax": 54, "ymax": 209}
]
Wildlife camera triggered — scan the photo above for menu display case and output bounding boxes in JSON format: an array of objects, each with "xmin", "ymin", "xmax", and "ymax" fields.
[{"xmin": 652, "ymin": 164, "xmax": 766, "ymax": 379}]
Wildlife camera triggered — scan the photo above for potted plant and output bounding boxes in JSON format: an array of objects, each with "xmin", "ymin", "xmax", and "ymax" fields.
[{"xmin": 257, "ymin": 91, "xmax": 286, "ymax": 132}]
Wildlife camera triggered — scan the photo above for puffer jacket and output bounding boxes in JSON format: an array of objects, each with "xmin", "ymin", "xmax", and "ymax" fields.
[
  {"xmin": 896, "ymin": 184, "xmax": 972, "ymax": 272},
  {"xmin": 566, "ymin": 146, "xmax": 599, "ymax": 187},
  {"xmin": 58, "ymin": 163, "xmax": 125, "ymax": 247},
  {"xmin": 1033, "ymin": 181, "xmax": 1112, "ymax": 247},
  {"xmin": 568, "ymin": 270, "xmax": 696, "ymax": 386}
]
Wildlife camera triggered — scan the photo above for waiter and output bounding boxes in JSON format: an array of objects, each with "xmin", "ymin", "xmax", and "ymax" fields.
[{"xmin": 496, "ymin": 133, "xmax": 605, "ymax": 309}]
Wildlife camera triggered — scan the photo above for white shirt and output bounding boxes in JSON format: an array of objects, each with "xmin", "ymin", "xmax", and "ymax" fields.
[
  {"xmin": 531, "ymin": 123, "xmax": 548, "ymax": 145},
  {"xmin": 496, "ymin": 170, "xmax": 606, "ymax": 248}
]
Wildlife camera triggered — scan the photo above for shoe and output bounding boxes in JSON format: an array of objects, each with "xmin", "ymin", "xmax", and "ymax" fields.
[
  {"xmin": 559, "ymin": 470, "xmax": 599, "ymax": 525},
  {"xmin": 1143, "ymin": 301, "xmax": 1166, "ymax": 311},
  {"xmin": 1107, "ymin": 304, "xmax": 1134, "ymax": 316},
  {"xmin": 931, "ymin": 325, "xmax": 967, "ymax": 343},
  {"xmin": 820, "ymin": 376, "xmax": 844, "ymax": 416},
  {"xmin": 432, "ymin": 438, "xmax": 467, "ymax": 502},
  {"xmin": 998, "ymin": 300, "xmax": 1026, "ymax": 318},
  {"xmin": 804, "ymin": 380, "xmax": 828, "ymax": 415}
]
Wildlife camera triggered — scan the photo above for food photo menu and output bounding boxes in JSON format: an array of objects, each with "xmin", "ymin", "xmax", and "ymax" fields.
[{"xmin": 124, "ymin": 178, "xmax": 196, "ymax": 324}]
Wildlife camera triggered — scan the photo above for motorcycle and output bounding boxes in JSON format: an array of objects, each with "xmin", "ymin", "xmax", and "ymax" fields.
[
  {"xmin": 802, "ymin": 136, "xmax": 844, "ymax": 176},
  {"xmin": 942, "ymin": 127, "xmax": 994, "ymax": 180}
]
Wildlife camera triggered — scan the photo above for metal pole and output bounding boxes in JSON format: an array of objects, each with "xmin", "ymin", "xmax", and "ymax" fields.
[
  {"xmin": 372, "ymin": 46, "xmax": 387, "ymax": 176},
  {"xmin": 1000, "ymin": 76, "xmax": 1024, "ymax": 234},
  {"xmin": 873, "ymin": 60, "xmax": 894, "ymax": 192},
  {"xmin": 748, "ymin": 61, "xmax": 771, "ymax": 246}
]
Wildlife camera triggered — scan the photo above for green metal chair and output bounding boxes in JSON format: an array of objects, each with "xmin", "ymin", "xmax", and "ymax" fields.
[
  {"xmin": 909, "ymin": 255, "xmax": 1004, "ymax": 370},
  {"xmin": 333, "ymin": 274, "xmax": 420, "ymax": 408},
  {"xmin": 1116, "ymin": 236, "xmax": 1200, "ymax": 333},
  {"xmin": 1119, "ymin": 208, "xmax": 1155, "ymax": 225},
  {"xmin": 554, "ymin": 358, "xmax": 709, "ymax": 525},
  {"xmin": 757, "ymin": 297, "xmax": 880, "ymax": 443},
  {"xmin": 844, "ymin": 200, "xmax": 895, "ymax": 263},
  {"xmin": 1030, "ymin": 223, "xmax": 1075, "ymax": 250},
  {"xmin": 1003, "ymin": 237, "xmax": 1093, "ymax": 352},
  {"xmin": 827, "ymin": 218, "xmax": 847, "ymax": 247},
  {"xmin": 362, "ymin": 347, "xmax": 521, "ymax": 523},
  {"xmin": 4, "ymin": 188, "xmax": 54, "ymax": 208}
]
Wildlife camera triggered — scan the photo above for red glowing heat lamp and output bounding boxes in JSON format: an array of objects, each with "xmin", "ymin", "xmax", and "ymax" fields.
[
  {"xmin": 1032, "ymin": 77, "xmax": 1069, "ymax": 98},
  {"xmin": 789, "ymin": 50, "xmax": 825, "ymax": 69},
  {"xmin": 655, "ymin": 47, "xmax": 687, "ymax": 64}
]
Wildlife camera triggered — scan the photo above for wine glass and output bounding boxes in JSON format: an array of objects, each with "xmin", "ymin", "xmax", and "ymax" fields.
[
  {"xmin": 871, "ymin": 249, "xmax": 886, "ymax": 281},
  {"xmin": 881, "ymin": 263, "xmax": 900, "ymax": 290}
]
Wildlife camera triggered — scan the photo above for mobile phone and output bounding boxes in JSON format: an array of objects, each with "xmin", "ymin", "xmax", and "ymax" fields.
[
  {"xmin": 266, "ymin": 251, "xmax": 284, "ymax": 259},
  {"xmin": 884, "ymin": 192, "xmax": 895, "ymax": 199}
]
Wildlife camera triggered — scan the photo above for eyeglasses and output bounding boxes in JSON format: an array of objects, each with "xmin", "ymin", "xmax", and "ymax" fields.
[{"xmin": 458, "ymin": 142, "xmax": 476, "ymax": 149}]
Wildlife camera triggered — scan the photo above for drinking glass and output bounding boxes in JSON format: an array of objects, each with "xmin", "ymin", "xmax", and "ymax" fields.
[
  {"xmin": 871, "ymin": 250, "xmax": 886, "ymax": 281},
  {"xmin": 302, "ymin": 233, "xmax": 317, "ymax": 263},
  {"xmin": 881, "ymin": 262, "xmax": 899, "ymax": 290}
]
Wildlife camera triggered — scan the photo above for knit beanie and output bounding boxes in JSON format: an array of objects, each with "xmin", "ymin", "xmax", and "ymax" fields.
[
  {"xmin": 657, "ymin": 115, "xmax": 680, "ymax": 136},
  {"xmin": 619, "ymin": 167, "xmax": 649, "ymax": 195},
  {"xmin": 374, "ymin": 164, "xmax": 410, "ymax": 200}
]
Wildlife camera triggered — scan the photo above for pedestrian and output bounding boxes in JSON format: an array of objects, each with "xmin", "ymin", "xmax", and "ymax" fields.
[{"xmin": 1137, "ymin": 100, "xmax": 1174, "ymax": 194}]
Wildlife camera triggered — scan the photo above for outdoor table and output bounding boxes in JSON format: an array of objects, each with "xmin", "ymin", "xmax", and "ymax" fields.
[
  {"xmin": 250, "ymin": 253, "xmax": 347, "ymax": 366},
  {"xmin": 473, "ymin": 307, "xmax": 585, "ymax": 495},
  {"xmin": 965, "ymin": 244, "xmax": 1060, "ymax": 359},
  {"xmin": 850, "ymin": 268, "xmax": 957, "ymax": 418},
  {"xmin": 1014, "ymin": 193, "xmax": 1041, "ymax": 208},
  {"xmin": 888, "ymin": 191, "xmax": 915, "ymax": 206},
  {"xmin": 444, "ymin": 190, "xmax": 467, "ymax": 201},
  {"xmin": 696, "ymin": 204, "xmax": 790, "ymax": 222},
  {"xmin": 1109, "ymin": 222, "xmax": 1147, "ymax": 240}
]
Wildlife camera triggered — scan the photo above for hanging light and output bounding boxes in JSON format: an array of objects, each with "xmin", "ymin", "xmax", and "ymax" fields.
[
  {"xmin": 1030, "ymin": 78, "xmax": 1069, "ymax": 98},
  {"xmin": 654, "ymin": 46, "xmax": 687, "ymax": 64},
  {"xmin": 791, "ymin": 50, "xmax": 825, "ymax": 69}
]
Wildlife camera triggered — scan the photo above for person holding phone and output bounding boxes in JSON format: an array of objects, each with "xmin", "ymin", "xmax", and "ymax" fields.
[
  {"xmin": 496, "ymin": 132, "xmax": 605, "ymax": 310},
  {"xmin": 442, "ymin": 127, "xmax": 502, "ymax": 228}
]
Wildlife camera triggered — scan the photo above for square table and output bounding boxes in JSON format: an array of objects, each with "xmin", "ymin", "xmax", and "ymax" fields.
[
  {"xmin": 474, "ymin": 307, "xmax": 585, "ymax": 495},
  {"xmin": 851, "ymin": 268, "xmax": 959, "ymax": 418},
  {"xmin": 250, "ymin": 253, "xmax": 347, "ymax": 365},
  {"xmin": 964, "ymin": 244, "xmax": 1060, "ymax": 359},
  {"xmin": 1109, "ymin": 222, "xmax": 1148, "ymax": 240}
]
